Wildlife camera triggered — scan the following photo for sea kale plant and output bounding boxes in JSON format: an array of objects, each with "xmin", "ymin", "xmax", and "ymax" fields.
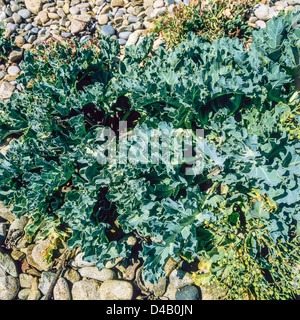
[
  {"xmin": 152, "ymin": 0, "xmax": 259, "ymax": 48},
  {"xmin": 0, "ymin": 11, "xmax": 299, "ymax": 300}
]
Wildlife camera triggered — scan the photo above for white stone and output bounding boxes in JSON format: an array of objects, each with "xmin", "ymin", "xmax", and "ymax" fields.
[
  {"xmin": 256, "ymin": 20, "xmax": 267, "ymax": 28},
  {"xmin": 7, "ymin": 66, "xmax": 20, "ymax": 76},
  {"xmin": 99, "ymin": 280, "xmax": 133, "ymax": 300},
  {"xmin": 72, "ymin": 279, "xmax": 102, "ymax": 300},
  {"xmin": 126, "ymin": 30, "xmax": 142, "ymax": 46},
  {"xmin": 78, "ymin": 267, "xmax": 116, "ymax": 281},
  {"xmin": 0, "ymin": 276, "xmax": 19, "ymax": 300},
  {"xmin": 254, "ymin": 4, "xmax": 270, "ymax": 21}
]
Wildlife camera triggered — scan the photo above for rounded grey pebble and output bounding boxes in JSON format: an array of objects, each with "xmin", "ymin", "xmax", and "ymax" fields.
[{"xmin": 175, "ymin": 285, "xmax": 200, "ymax": 300}]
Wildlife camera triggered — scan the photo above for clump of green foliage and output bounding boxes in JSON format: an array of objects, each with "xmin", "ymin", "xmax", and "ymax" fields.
[
  {"xmin": 0, "ymin": 11, "xmax": 300, "ymax": 300},
  {"xmin": 0, "ymin": 25, "xmax": 13, "ymax": 62},
  {"xmin": 152, "ymin": 0, "xmax": 260, "ymax": 48}
]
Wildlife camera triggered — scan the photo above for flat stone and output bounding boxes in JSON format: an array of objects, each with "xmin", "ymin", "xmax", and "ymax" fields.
[
  {"xmin": 10, "ymin": 250, "xmax": 25, "ymax": 261},
  {"xmin": 7, "ymin": 66, "xmax": 20, "ymax": 76},
  {"xmin": 111, "ymin": 0, "xmax": 125, "ymax": 6},
  {"xmin": 19, "ymin": 273, "xmax": 34, "ymax": 288},
  {"xmin": 256, "ymin": 20, "xmax": 267, "ymax": 28},
  {"xmin": 118, "ymin": 31, "xmax": 132, "ymax": 39},
  {"xmin": 31, "ymin": 239, "xmax": 52, "ymax": 271},
  {"xmin": 69, "ymin": 7, "xmax": 80, "ymax": 15},
  {"xmin": 61, "ymin": 32, "xmax": 72, "ymax": 38},
  {"xmin": 72, "ymin": 14, "xmax": 92, "ymax": 22},
  {"xmin": 125, "ymin": 29, "xmax": 142, "ymax": 46},
  {"xmin": 0, "ymin": 81, "xmax": 15, "ymax": 100},
  {"xmin": 14, "ymin": 35, "xmax": 25, "ymax": 48},
  {"xmin": 78, "ymin": 267, "xmax": 116, "ymax": 282},
  {"xmin": 144, "ymin": 0, "xmax": 154, "ymax": 8},
  {"xmin": 98, "ymin": 14, "xmax": 109, "ymax": 25},
  {"xmin": 64, "ymin": 268, "xmax": 81, "ymax": 284},
  {"xmin": 38, "ymin": 271, "xmax": 56, "ymax": 295},
  {"xmin": 8, "ymin": 50, "xmax": 23, "ymax": 63},
  {"xmin": 0, "ymin": 275, "xmax": 19, "ymax": 300},
  {"xmin": 18, "ymin": 288, "xmax": 31, "ymax": 300},
  {"xmin": 118, "ymin": 38, "xmax": 127, "ymax": 45},
  {"xmin": 25, "ymin": 0, "xmax": 42, "ymax": 15},
  {"xmin": 53, "ymin": 277, "xmax": 71, "ymax": 300},
  {"xmin": 5, "ymin": 23, "xmax": 18, "ymax": 37},
  {"xmin": 99, "ymin": 280, "xmax": 133, "ymax": 300},
  {"xmin": 101, "ymin": 24, "xmax": 116, "ymax": 36},
  {"xmin": 12, "ymin": 13, "xmax": 22, "ymax": 24},
  {"xmin": 70, "ymin": 20, "xmax": 85, "ymax": 34},
  {"xmin": 37, "ymin": 11, "xmax": 49, "ymax": 24},
  {"xmin": 72, "ymin": 279, "xmax": 102, "ymax": 300},
  {"xmin": 48, "ymin": 12, "xmax": 60, "ymax": 20},
  {"xmin": 18, "ymin": 9, "xmax": 31, "ymax": 19}
]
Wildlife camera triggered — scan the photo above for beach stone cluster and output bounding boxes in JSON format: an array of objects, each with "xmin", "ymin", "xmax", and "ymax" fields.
[
  {"xmin": 247, "ymin": 0, "xmax": 300, "ymax": 29},
  {"xmin": 0, "ymin": 0, "xmax": 182, "ymax": 49}
]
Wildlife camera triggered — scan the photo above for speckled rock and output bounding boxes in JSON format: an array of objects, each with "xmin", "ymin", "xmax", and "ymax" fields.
[
  {"xmin": 78, "ymin": 267, "xmax": 116, "ymax": 282},
  {"xmin": 99, "ymin": 280, "xmax": 133, "ymax": 300},
  {"xmin": 0, "ymin": 275, "xmax": 19, "ymax": 300},
  {"xmin": 0, "ymin": 249, "xmax": 18, "ymax": 277},
  {"xmin": 31, "ymin": 239, "xmax": 52, "ymax": 271},
  {"xmin": 53, "ymin": 277, "xmax": 71, "ymax": 300},
  {"xmin": 72, "ymin": 279, "xmax": 102, "ymax": 300}
]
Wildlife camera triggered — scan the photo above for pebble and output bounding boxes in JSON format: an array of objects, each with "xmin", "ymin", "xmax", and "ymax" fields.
[
  {"xmin": 64, "ymin": 268, "xmax": 81, "ymax": 284},
  {"xmin": 126, "ymin": 29, "xmax": 142, "ymax": 45},
  {"xmin": 0, "ymin": 249, "xmax": 18, "ymax": 277},
  {"xmin": 78, "ymin": 267, "xmax": 116, "ymax": 282},
  {"xmin": 70, "ymin": 7, "xmax": 81, "ymax": 15},
  {"xmin": 175, "ymin": 285, "xmax": 200, "ymax": 300},
  {"xmin": 101, "ymin": 24, "xmax": 116, "ymax": 36},
  {"xmin": 53, "ymin": 277, "xmax": 71, "ymax": 300},
  {"xmin": 72, "ymin": 279, "xmax": 102, "ymax": 300},
  {"xmin": 12, "ymin": 12, "xmax": 22, "ymax": 24},
  {"xmin": 0, "ymin": 275, "xmax": 19, "ymax": 300},
  {"xmin": 98, "ymin": 14, "xmax": 109, "ymax": 25},
  {"xmin": 0, "ymin": 81, "xmax": 15, "ymax": 100},
  {"xmin": 18, "ymin": 288, "xmax": 31, "ymax": 300},
  {"xmin": 256, "ymin": 20, "xmax": 267, "ymax": 28},
  {"xmin": 38, "ymin": 271, "xmax": 56, "ymax": 295},
  {"xmin": 19, "ymin": 273, "xmax": 34, "ymax": 288},
  {"xmin": 25, "ymin": 0, "xmax": 42, "ymax": 15},
  {"xmin": 6, "ymin": 23, "xmax": 17, "ymax": 37},
  {"xmin": 99, "ymin": 280, "xmax": 133, "ymax": 300},
  {"xmin": 119, "ymin": 31, "xmax": 132, "ymax": 40},
  {"xmin": 70, "ymin": 20, "xmax": 85, "ymax": 34},
  {"xmin": 18, "ymin": 9, "xmax": 31, "ymax": 20},
  {"xmin": 8, "ymin": 50, "xmax": 23, "ymax": 63},
  {"xmin": 7, "ymin": 66, "xmax": 20, "ymax": 76},
  {"xmin": 31, "ymin": 239, "xmax": 52, "ymax": 271}
]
